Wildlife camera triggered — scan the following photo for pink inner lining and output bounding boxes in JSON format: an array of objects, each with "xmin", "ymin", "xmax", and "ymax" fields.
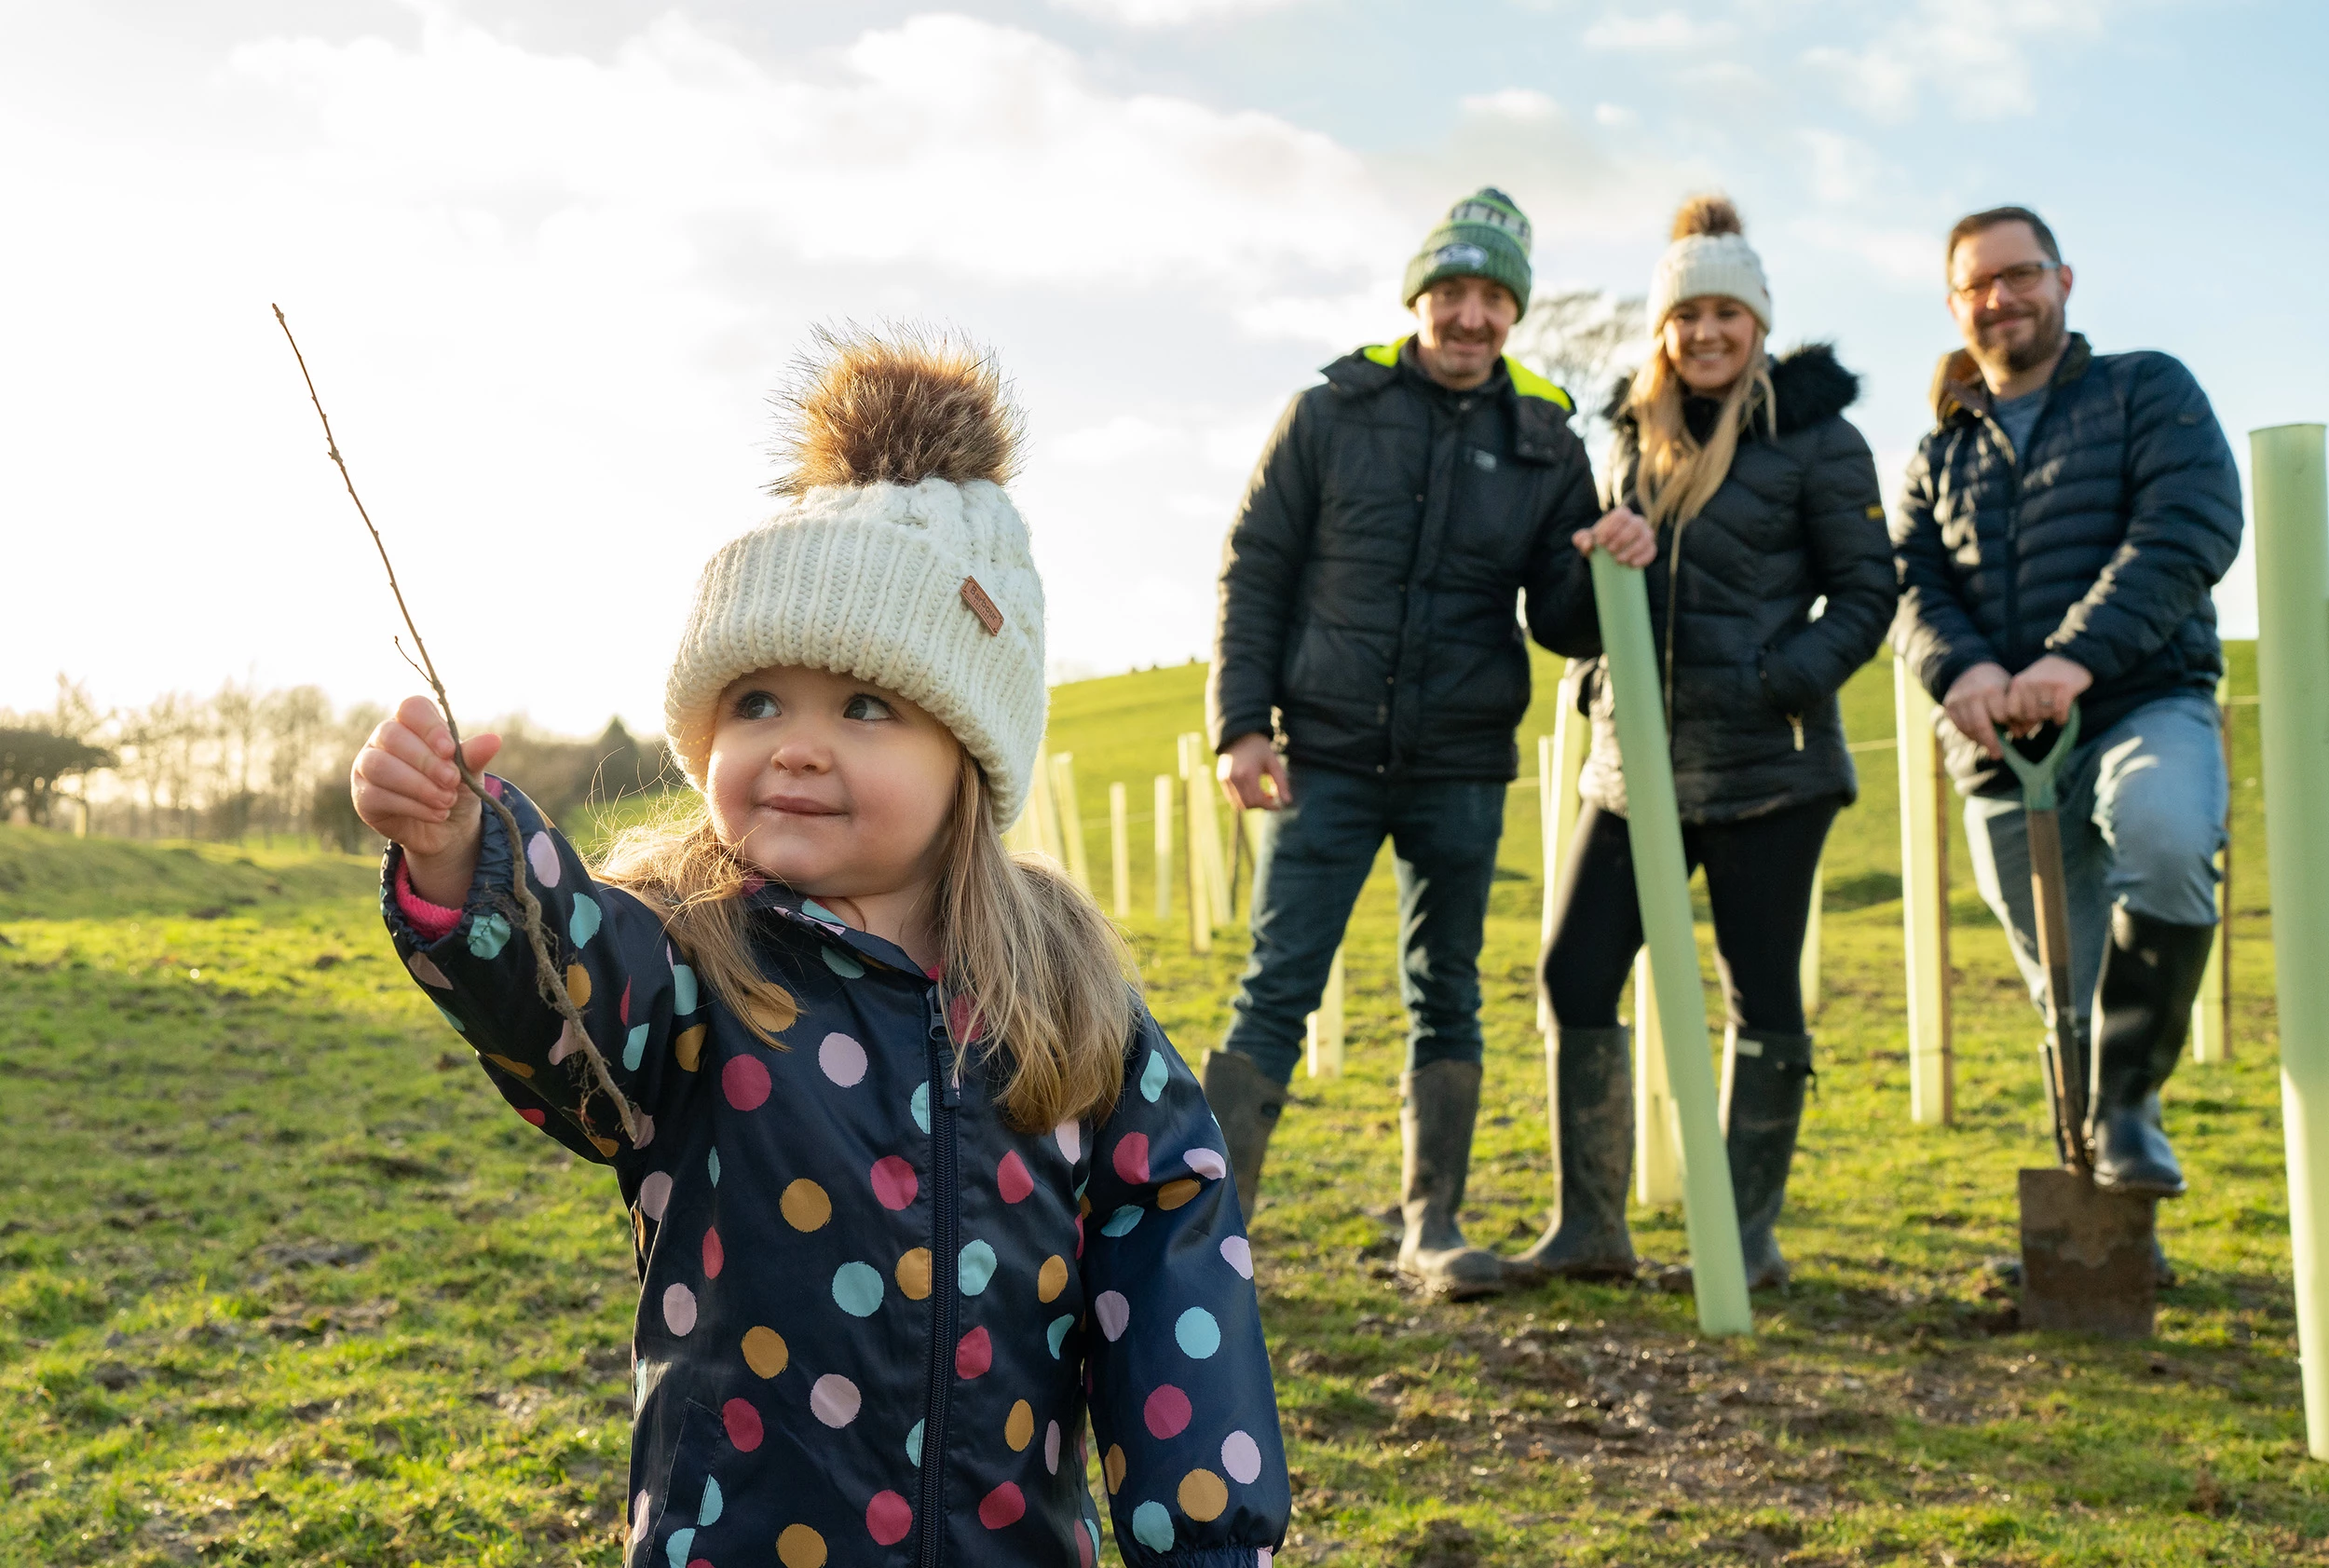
[{"xmin": 394, "ymin": 857, "xmax": 463, "ymax": 943}]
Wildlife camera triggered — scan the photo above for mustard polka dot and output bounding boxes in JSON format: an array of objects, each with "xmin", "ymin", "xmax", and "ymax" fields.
[
  {"xmin": 781, "ymin": 1179, "xmax": 832, "ymax": 1231},
  {"xmin": 742, "ymin": 1326, "xmax": 788, "ymax": 1378},
  {"xmin": 1037, "ymin": 1254, "xmax": 1069, "ymax": 1303},
  {"xmin": 565, "ymin": 963, "xmax": 592, "ymax": 1007},
  {"xmin": 1005, "ymin": 1399, "xmax": 1034, "ymax": 1452},
  {"xmin": 1104, "ymin": 1444, "xmax": 1126, "ymax": 1494},
  {"xmin": 1178, "ymin": 1468, "xmax": 1228, "ymax": 1522},
  {"xmin": 776, "ymin": 1523, "xmax": 827, "ymax": 1567},
  {"xmin": 896, "ymin": 1248, "xmax": 933, "ymax": 1301},
  {"xmin": 484, "ymin": 1053, "xmax": 534, "ymax": 1079},
  {"xmin": 674, "ymin": 1024, "xmax": 708, "ymax": 1071},
  {"xmin": 1158, "ymin": 1178, "xmax": 1201, "ymax": 1211}
]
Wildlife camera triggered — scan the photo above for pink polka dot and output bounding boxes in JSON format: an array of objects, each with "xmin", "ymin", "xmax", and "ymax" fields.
[
  {"xmin": 1078, "ymin": 1523, "xmax": 1096, "ymax": 1568},
  {"xmin": 620, "ymin": 977, "xmax": 632, "ymax": 1026},
  {"xmin": 639, "ymin": 1172, "xmax": 674, "ymax": 1221},
  {"xmin": 483, "ymin": 776, "xmax": 504, "ymax": 799},
  {"xmin": 722, "ymin": 1056, "xmax": 770, "ymax": 1111},
  {"xmin": 1073, "ymin": 1213, "xmax": 1084, "ymax": 1260},
  {"xmin": 1094, "ymin": 1291, "xmax": 1130, "ymax": 1342},
  {"xmin": 661, "ymin": 1282, "xmax": 697, "ymax": 1336},
  {"xmin": 406, "ymin": 952, "xmax": 450, "ymax": 989},
  {"xmin": 1112, "ymin": 1133, "xmax": 1150, "ymax": 1185},
  {"xmin": 1055, "ymin": 1121, "xmax": 1082, "ymax": 1163},
  {"xmin": 810, "ymin": 1373, "xmax": 862, "ymax": 1428},
  {"xmin": 949, "ymin": 993, "xmax": 981, "ymax": 1042},
  {"xmin": 956, "ymin": 1326, "xmax": 992, "ymax": 1379},
  {"xmin": 525, "ymin": 831, "xmax": 561, "ymax": 888},
  {"xmin": 997, "ymin": 1152, "xmax": 1033, "ymax": 1205},
  {"xmin": 1220, "ymin": 1234, "xmax": 1253, "ymax": 1278},
  {"xmin": 722, "ymin": 1396, "xmax": 762, "ymax": 1452},
  {"xmin": 701, "ymin": 1226, "xmax": 724, "ymax": 1279},
  {"xmin": 866, "ymin": 1491, "xmax": 913, "ymax": 1546},
  {"xmin": 1143, "ymin": 1384, "xmax": 1192, "ymax": 1438},
  {"xmin": 871, "ymin": 1156, "xmax": 919, "ymax": 1210},
  {"xmin": 1185, "ymin": 1147, "xmax": 1227, "ymax": 1181},
  {"xmin": 819, "ymin": 1031, "xmax": 867, "ymax": 1086},
  {"xmin": 517, "ymin": 1106, "xmax": 546, "ymax": 1126},
  {"xmin": 976, "ymin": 1482, "xmax": 1026, "ymax": 1529}
]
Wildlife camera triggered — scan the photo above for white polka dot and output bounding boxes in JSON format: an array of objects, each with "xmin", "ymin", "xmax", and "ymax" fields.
[
  {"xmin": 818, "ymin": 1031, "xmax": 868, "ymax": 1087},
  {"xmin": 631, "ymin": 1491, "xmax": 651, "ymax": 1544},
  {"xmin": 810, "ymin": 1373, "xmax": 862, "ymax": 1428},
  {"xmin": 1054, "ymin": 1120, "xmax": 1082, "ymax": 1163},
  {"xmin": 1185, "ymin": 1147, "xmax": 1227, "ymax": 1181},
  {"xmin": 1044, "ymin": 1419, "xmax": 1061, "ymax": 1474},
  {"xmin": 406, "ymin": 951, "xmax": 451, "ymax": 989},
  {"xmin": 1094, "ymin": 1290, "xmax": 1130, "ymax": 1342},
  {"xmin": 633, "ymin": 1113, "xmax": 655, "ymax": 1150},
  {"xmin": 639, "ymin": 1171, "xmax": 673, "ymax": 1221},
  {"xmin": 548, "ymin": 1018, "xmax": 579, "ymax": 1064},
  {"xmin": 1222, "ymin": 1429, "xmax": 1263, "ymax": 1484},
  {"xmin": 1220, "ymin": 1234, "xmax": 1253, "ymax": 1278},
  {"xmin": 525, "ymin": 831, "xmax": 561, "ymax": 888},
  {"xmin": 661, "ymin": 1282, "xmax": 697, "ymax": 1336}
]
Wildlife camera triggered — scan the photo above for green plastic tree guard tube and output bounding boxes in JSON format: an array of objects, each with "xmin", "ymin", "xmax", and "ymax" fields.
[
  {"xmin": 2252, "ymin": 423, "xmax": 2329, "ymax": 1458},
  {"xmin": 1588, "ymin": 549, "xmax": 1754, "ymax": 1336}
]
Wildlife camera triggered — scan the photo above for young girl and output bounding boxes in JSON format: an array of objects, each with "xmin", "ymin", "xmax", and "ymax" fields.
[{"xmin": 354, "ymin": 329, "xmax": 1289, "ymax": 1568}]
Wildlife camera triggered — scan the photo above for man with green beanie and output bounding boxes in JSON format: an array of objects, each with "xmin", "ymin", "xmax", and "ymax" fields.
[{"xmin": 1202, "ymin": 187, "xmax": 1601, "ymax": 1298}]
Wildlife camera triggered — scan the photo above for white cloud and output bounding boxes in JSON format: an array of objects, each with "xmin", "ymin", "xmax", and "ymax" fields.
[
  {"xmin": 1799, "ymin": 129, "xmax": 1885, "ymax": 204},
  {"xmin": 1050, "ymin": 0, "xmax": 1311, "ymax": 24},
  {"xmin": 1583, "ymin": 10, "xmax": 1737, "ymax": 50},
  {"xmin": 1791, "ymin": 216, "xmax": 1940, "ymax": 288},
  {"xmin": 1804, "ymin": 0, "xmax": 2113, "ymax": 123},
  {"xmin": 1593, "ymin": 102, "xmax": 1641, "ymax": 129},
  {"xmin": 1049, "ymin": 416, "xmax": 1187, "ymax": 466}
]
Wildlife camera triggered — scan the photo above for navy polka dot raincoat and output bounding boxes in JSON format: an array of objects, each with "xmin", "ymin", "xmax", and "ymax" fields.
[{"xmin": 381, "ymin": 780, "xmax": 1291, "ymax": 1567}]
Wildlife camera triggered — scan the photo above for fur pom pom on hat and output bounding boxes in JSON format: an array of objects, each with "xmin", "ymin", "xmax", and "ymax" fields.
[
  {"xmin": 1647, "ymin": 194, "xmax": 1773, "ymax": 333},
  {"xmin": 663, "ymin": 326, "xmax": 1047, "ymax": 827}
]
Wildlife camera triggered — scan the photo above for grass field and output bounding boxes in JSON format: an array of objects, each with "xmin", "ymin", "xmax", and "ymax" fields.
[{"xmin": 3, "ymin": 645, "xmax": 2321, "ymax": 1566}]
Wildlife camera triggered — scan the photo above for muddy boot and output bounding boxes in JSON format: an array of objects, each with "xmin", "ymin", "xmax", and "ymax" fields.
[
  {"xmin": 1507, "ymin": 1027, "xmax": 1637, "ymax": 1285},
  {"xmin": 2087, "ymin": 909, "xmax": 2213, "ymax": 1198},
  {"xmin": 1723, "ymin": 1027, "xmax": 1813, "ymax": 1291},
  {"xmin": 1396, "ymin": 1060, "xmax": 1505, "ymax": 1301},
  {"xmin": 1202, "ymin": 1049, "xmax": 1288, "ymax": 1223}
]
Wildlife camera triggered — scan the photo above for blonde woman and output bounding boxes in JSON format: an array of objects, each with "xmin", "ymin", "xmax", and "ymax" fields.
[{"xmin": 1511, "ymin": 197, "xmax": 1897, "ymax": 1290}]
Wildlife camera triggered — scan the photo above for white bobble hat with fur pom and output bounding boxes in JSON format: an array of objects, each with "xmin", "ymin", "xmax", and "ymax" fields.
[
  {"xmin": 1647, "ymin": 194, "xmax": 1773, "ymax": 332},
  {"xmin": 663, "ymin": 327, "xmax": 1047, "ymax": 828}
]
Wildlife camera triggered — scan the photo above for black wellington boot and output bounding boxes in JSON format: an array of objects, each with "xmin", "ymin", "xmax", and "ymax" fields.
[
  {"xmin": 1723, "ymin": 1027, "xmax": 1814, "ymax": 1291},
  {"xmin": 1202, "ymin": 1049, "xmax": 1288, "ymax": 1224},
  {"xmin": 1396, "ymin": 1060, "xmax": 1506, "ymax": 1300},
  {"xmin": 1506, "ymin": 1027, "xmax": 1638, "ymax": 1285},
  {"xmin": 2087, "ymin": 909, "xmax": 2214, "ymax": 1198}
]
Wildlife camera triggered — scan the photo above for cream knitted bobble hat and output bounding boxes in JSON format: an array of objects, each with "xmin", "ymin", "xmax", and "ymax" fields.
[
  {"xmin": 663, "ymin": 329, "xmax": 1047, "ymax": 828},
  {"xmin": 1646, "ymin": 195, "xmax": 1773, "ymax": 332}
]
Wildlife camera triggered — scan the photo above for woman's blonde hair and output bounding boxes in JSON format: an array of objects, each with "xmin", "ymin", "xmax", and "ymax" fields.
[{"xmin": 594, "ymin": 754, "xmax": 1135, "ymax": 1132}]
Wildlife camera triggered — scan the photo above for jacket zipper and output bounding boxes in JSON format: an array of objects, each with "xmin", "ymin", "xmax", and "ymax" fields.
[
  {"xmin": 1789, "ymin": 716, "xmax": 1805, "ymax": 751},
  {"xmin": 917, "ymin": 989, "xmax": 961, "ymax": 1568}
]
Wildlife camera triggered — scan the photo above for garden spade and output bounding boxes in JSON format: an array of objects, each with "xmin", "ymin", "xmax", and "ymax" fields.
[{"xmin": 1997, "ymin": 709, "xmax": 2159, "ymax": 1338}]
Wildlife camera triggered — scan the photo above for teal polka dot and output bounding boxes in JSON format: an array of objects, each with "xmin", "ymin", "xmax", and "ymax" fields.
[
  {"xmin": 1175, "ymin": 1306, "xmax": 1221, "ymax": 1359},
  {"xmin": 436, "ymin": 1005, "xmax": 465, "ymax": 1033},
  {"xmin": 672, "ymin": 962, "xmax": 698, "ymax": 1014},
  {"xmin": 1084, "ymin": 1519, "xmax": 1102, "ymax": 1561},
  {"xmin": 911, "ymin": 1083, "xmax": 931, "ymax": 1134},
  {"xmin": 466, "ymin": 911, "xmax": 511, "ymax": 960},
  {"xmin": 832, "ymin": 1261, "xmax": 884, "ymax": 1316},
  {"xmin": 706, "ymin": 1148, "xmax": 721, "ymax": 1186},
  {"xmin": 906, "ymin": 1419, "xmax": 924, "ymax": 1466},
  {"xmin": 800, "ymin": 898, "xmax": 840, "ymax": 924},
  {"xmin": 822, "ymin": 946, "xmax": 865, "ymax": 978},
  {"xmin": 665, "ymin": 1527, "xmax": 694, "ymax": 1568},
  {"xmin": 568, "ymin": 893, "xmax": 602, "ymax": 948},
  {"xmin": 959, "ymin": 1240, "xmax": 997, "ymax": 1296},
  {"xmin": 623, "ymin": 1024, "xmax": 648, "ymax": 1070},
  {"xmin": 1139, "ymin": 1048, "xmax": 1168, "ymax": 1103},
  {"xmin": 1131, "ymin": 1501, "xmax": 1174, "ymax": 1551},
  {"xmin": 699, "ymin": 1476, "xmax": 723, "ymax": 1526},
  {"xmin": 1046, "ymin": 1315, "xmax": 1073, "ymax": 1358},
  {"xmin": 1101, "ymin": 1205, "xmax": 1142, "ymax": 1236}
]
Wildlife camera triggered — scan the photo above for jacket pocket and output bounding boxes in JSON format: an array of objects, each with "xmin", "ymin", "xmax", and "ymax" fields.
[{"xmin": 633, "ymin": 1399, "xmax": 725, "ymax": 1568}]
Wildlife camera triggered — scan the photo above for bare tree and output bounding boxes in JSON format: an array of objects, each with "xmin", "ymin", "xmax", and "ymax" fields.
[{"xmin": 1507, "ymin": 287, "xmax": 1648, "ymax": 471}]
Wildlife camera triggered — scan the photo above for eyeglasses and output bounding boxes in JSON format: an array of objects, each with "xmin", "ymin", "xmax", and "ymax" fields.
[{"xmin": 1951, "ymin": 260, "xmax": 2062, "ymax": 302}]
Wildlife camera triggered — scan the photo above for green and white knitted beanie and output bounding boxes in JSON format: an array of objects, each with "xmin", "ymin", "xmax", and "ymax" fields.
[
  {"xmin": 1401, "ymin": 186, "xmax": 1533, "ymax": 313},
  {"xmin": 662, "ymin": 329, "xmax": 1047, "ymax": 828}
]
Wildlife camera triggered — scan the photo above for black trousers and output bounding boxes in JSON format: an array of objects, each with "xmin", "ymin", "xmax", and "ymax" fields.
[{"xmin": 1543, "ymin": 797, "xmax": 1840, "ymax": 1034}]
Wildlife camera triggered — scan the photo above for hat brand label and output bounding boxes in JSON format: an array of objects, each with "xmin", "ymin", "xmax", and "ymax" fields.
[{"xmin": 960, "ymin": 576, "xmax": 1003, "ymax": 635}]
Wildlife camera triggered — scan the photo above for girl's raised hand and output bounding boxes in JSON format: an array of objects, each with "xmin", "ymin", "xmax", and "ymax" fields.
[
  {"xmin": 352, "ymin": 696, "xmax": 503, "ymax": 889},
  {"xmin": 1570, "ymin": 505, "xmax": 1657, "ymax": 568}
]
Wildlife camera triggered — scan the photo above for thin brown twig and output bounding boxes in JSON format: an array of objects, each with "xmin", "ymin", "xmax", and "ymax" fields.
[{"xmin": 273, "ymin": 303, "xmax": 640, "ymax": 1146}]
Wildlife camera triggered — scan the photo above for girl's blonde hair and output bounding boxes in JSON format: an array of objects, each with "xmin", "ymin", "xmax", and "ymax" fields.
[
  {"xmin": 1620, "ymin": 325, "xmax": 1775, "ymax": 532},
  {"xmin": 594, "ymin": 753, "xmax": 1135, "ymax": 1131}
]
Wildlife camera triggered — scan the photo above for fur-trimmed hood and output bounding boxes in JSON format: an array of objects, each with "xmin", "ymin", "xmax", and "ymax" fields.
[
  {"xmin": 1602, "ymin": 341, "xmax": 1860, "ymax": 438},
  {"xmin": 1928, "ymin": 332, "xmax": 2094, "ymax": 425}
]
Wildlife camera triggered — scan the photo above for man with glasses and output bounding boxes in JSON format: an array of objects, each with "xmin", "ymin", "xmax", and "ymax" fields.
[{"xmin": 1893, "ymin": 207, "xmax": 2242, "ymax": 1229}]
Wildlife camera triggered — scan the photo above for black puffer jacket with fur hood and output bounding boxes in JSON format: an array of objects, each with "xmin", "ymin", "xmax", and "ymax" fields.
[{"xmin": 1536, "ymin": 344, "xmax": 1897, "ymax": 824}]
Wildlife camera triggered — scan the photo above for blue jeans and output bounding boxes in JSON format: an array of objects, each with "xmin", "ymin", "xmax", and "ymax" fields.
[
  {"xmin": 1220, "ymin": 763, "xmax": 1508, "ymax": 1086},
  {"xmin": 1963, "ymin": 690, "xmax": 2227, "ymax": 1024}
]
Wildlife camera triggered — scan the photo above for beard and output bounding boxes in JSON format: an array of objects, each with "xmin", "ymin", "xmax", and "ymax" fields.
[{"xmin": 1972, "ymin": 293, "xmax": 2068, "ymax": 378}]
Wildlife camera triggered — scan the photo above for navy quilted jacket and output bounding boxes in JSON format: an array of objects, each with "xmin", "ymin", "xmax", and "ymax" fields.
[
  {"xmin": 1891, "ymin": 334, "xmax": 2243, "ymax": 796},
  {"xmin": 381, "ymin": 781, "xmax": 1289, "ymax": 1568}
]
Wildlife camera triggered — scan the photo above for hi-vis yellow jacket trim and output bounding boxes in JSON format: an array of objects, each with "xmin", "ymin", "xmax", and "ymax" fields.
[{"xmin": 1359, "ymin": 338, "xmax": 1573, "ymax": 411}]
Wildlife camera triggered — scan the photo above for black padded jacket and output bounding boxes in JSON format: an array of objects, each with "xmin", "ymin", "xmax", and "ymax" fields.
[
  {"xmin": 1206, "ymin": 338, "xmax": 1600, "ymax": 783},
  {"xmin": 1535, "ymin": 344, "xmax": 1897, "ymax": 825},
  {"xmin": 1891, "ymin": 334, "xmax": 2243, "ymax": 796}
]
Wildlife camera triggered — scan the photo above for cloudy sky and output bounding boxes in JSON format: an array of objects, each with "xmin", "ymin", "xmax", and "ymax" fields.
[{"xmin": 4, "ymin": 0, "xmax": 2317, "ymax": 738}]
